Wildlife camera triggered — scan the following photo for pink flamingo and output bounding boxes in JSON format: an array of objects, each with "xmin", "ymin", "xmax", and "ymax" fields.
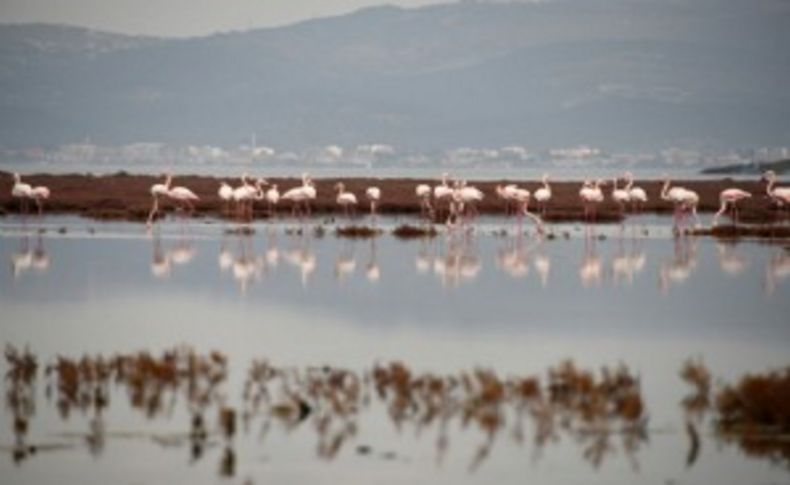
[
  {"xmin": 415, "ymin": 183, "xmax": 433, "ymax": 219},
  {"xmin": 712, "ymin": 188, "xmax": 752, "ymax": 226},
  {"xmin": 11, "ymin": 173, "xmax": 33, "ymax": 216},
  {"xmin": 335, "ymin": 182, "xmax": 358, "ymax": 218},
  {"xmin": 146, "ymin": 174, "xmax": 173, "ymax": 227},
  {"xmin": 579, "ymin": 179, "xmax": 604, "ymax": 222},
  {"xmin": 365, "ymin": 186, "xmax": 381, "ymax": 217}
]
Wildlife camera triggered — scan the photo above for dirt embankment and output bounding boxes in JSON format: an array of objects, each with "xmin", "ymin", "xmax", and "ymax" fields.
[{"xmin": 0, "ymin": 171, "xmax": 783, "ymax": 223}]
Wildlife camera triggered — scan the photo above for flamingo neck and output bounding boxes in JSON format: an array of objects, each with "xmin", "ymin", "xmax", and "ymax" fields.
[
  {"xmin": 661, "ymin": 179, "xmax": 671, "ymax": 199},
  {"xmin": 766, "ymin": 177, "xmax": 775, "ymax": 196},
  {"xmin": 624, "ymin": 176, "xmax": 634, "ymax": 191}
]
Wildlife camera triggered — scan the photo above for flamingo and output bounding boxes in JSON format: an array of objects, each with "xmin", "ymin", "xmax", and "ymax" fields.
[
  {"xmin": 452, "ymin": 180, "xmax": 484, "ymax": 223},
  {"xmin": 265, "ymin": 184, "xmax": 280, "ymax": 216},
  {"xmin": 611, "ymin": 177, "xmax": 631, "ymax": 214},
  {"xmin": 533, "ymin": 174, "xmax": 552, "ymax": 215},
  {"xmin": 496, "ymin": 184, "xmax": 544, "ymax": 232},
  {"xmin": 335, "ymin": 182, "xmax": 357, "ymax": 218},
  {"xmin": 281, "ymin": 173, "xmax": 316, "ymax": 218},
  {"xmin": 233, "ymin": 174, "xmax": 257, "ymax": 221},
  {"xmin": 146, "ymin": 174, "xmax": 173, "ymax": 227},
  {"xmin": 579, "ymin": 179, "xmax": 604, "ymax": 222},
  {"xmin": 301, "ymin": 174, "xmax": 317, "ymax": 215},
  {"xmin": 712, "ymin": 188, "xmax": 752, "ymax": 226},
  {"xmin": 218, "ymin": 182, "xmax": 234, "ymax": 216},
  {"xmin": 763, "ymin": 170, "xmax": 790, "ymax": 208},
  {"xmin": 433, "ymin": 173, "xmax": 455, "ymax": 222},
  {"xmin": 28, "ymin": 183, "xmax": 51, "ymax": 216},
  {"xmin": 365, "ymin": 186, "xmax": 381, "ymax": 217},
  {"xmin": 416, "ymin": 183, "xmax": 433, "ymax": 219},
  {"xmin": 661, "ymin": 176, "xmax": 700, "ymax": 230},
  {"xmin": 495, "ymin": 184, "xmax": 518, "ymax": 215},
  {"xmin": 624, "ymin": 172, "xmax": 648, "ymax": 212},
  {"xmin": 168, "ymin": 179, "xmax": 200, "ymax": 218},
  {"xmin": 11, "ymin": 173, "xmax": 33, "ymax": 216}
]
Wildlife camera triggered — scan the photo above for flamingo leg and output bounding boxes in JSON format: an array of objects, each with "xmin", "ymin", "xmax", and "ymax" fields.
[{"xmin": 147, "ymin": 197, "xmax": 160, "ymax": 227}]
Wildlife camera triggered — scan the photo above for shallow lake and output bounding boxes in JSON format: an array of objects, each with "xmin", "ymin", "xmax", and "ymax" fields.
[{"xmin": 1, "ymin": 215, "xmax": 788, "ymax": 484}]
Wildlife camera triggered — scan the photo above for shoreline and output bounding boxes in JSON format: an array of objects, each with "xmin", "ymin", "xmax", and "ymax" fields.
[{"xmin": 0, "ymin": 171, "xmax": 783, "ymax": 224}]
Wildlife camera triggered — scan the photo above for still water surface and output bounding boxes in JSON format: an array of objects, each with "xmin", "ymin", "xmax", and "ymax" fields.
[{"xmin": 1, "ymin": 216, "xmax": 788, "ymax": 484}]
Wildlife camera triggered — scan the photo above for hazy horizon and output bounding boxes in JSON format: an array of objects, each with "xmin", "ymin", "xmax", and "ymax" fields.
[{"xmin": 0, "ymin": 0, "xmax": 445, "ymax": 38}]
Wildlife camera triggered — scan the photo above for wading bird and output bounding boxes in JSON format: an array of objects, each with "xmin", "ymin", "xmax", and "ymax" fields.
[
  {"xmin": 579, "ymin": 179, "xmax": 604, "ymax": 222},
  {"xmin": 168, "ymin": 179, "xmax": 200, "ymax": 218},
  {"xmin": 365, "ymin": 186, "xmax": 381, "ymax": 218},
  {"xmin": 533, "ymin": 174, "xmax": 552, "ymax": 215},
  {"xmin": 611, "ymin": 177, "xmax": 631, "ymax": 214},
  {"xmin": 712, "ymin": 188, "xmax": 752, "ymax": 226},
  {"xmin": 661, "ymin": 176, "xmax": 700, "ymax": 230},
  {"xmin": 763, "ymin": 170, "xmax": 790, "ymax": 208},
  {"xmin": 265, "ymin": 184, "xmax": 280, "ymax": 216},
  {"xmin": 11, "ymin": 173, "xmax": 33, "ymax": 216},
  {"xmin": 281, "ymin": 174, "xmax": 314, "ymax": 218},
  {"xmin": 335, "ymin": 182, "xmax": 358, "ymax": 218},
  {"xmin": 147, "ymin": 174, "xmax": 173, "ymax": 227},
  {"xmin": 218, "ymin": 182, "xmax": 234, "ymax": 216},
  {"xmin": 624, "ymin": 172, "xmax": 648, "ymax": 212},
  {"xmin": 233, "ymin": 174, "xmax": 258, "ymax": 222},
  {"xmin": 433, "ymin": 173, "xmax": 455, "ymax": 222},
  {"xmin": 416, "ymin": 183, "xmax": 433, "ymax": 219}
]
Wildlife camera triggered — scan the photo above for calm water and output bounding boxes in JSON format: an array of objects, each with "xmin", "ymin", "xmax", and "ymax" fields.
[{"xmin": 1, "ymin": 215, "xmax": 789, "ymax": 484}]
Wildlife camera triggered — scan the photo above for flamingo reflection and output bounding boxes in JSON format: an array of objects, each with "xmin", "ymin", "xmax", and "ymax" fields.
[
  {"xmin": 284, "ymin": 233, "xmax": 316, "ymax": 288},
  {"xmin": 764, "ymin": 248, "xmax": 790, "ymax": 296},
  {"xmin": 150, "ymin": 231, "xmax": 197, "ymax": 280},
  {"xmin": 231, "ymin": 235, "xmax": 263, "ymax": 295},
  {"xmin": 334, "ymin": 242, "xmax": 357, "ymax": 284},
  {"xmin": 496, "ymin": 234, "xmax": 531, "ymax": 279},
  {"xmin": 433, "ymin": 233, "xmax": 481, "ymax": 287},
  {"xmin": 10, "ymin": 233, "xmax": 50, "ymax": 279},
  {"xmin": 366, "ymin": 238, "xmax": 380, "ymax": 282},
  {"xmin": 659, "ymin": 236, "xmax": 698, "ymax": 294},
  {"xmin": 716, "ymin": 242, "xmax": 749, "ymax": 277},
  {"xmin": 611, "ymin": 231, "xmax": 647, "ymax": 286},
  {"xmin": 579, "ymin": 230, "xmax": 602, "ymax": 288}
]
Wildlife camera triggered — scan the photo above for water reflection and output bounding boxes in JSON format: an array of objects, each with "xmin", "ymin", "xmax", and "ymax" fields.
[
  {"xmin": 3, "ymin": 346, "xmax": 789, "ymax": 480},
  {"xmin": 433, "ymin": 233, "xmax": 482, "ymax": 287},
  {"xmin": 659, "ymin": 236, "xmax": 698, "ymax": 294},
  {"xmin": 716, "ymin": 242, "xmax": 749, "ymax": 277},
  {"xmin": 334, "ymin": 241, "xmax": 356, "ymax": 284},
  {"xmin": 579, "ymin": 233, "xmax": 603, "ymax": 288},
  {"xmin": 284, "ymin": 233, "xmax": 316, "ymax": 289},
  {"xmin": 764, "ymin": 247, "xmax": 790, "ymax": 297},
  {"xmin": 10, "ymin": 234, "xmax": 49, "ymax": 279},
  {"xmin": 496, "ymin": 234, "xmax": 531, "ymax": 279},
  {"xmin": 611, "ymin": 235, "xmax": 646, "ymax": 286},
  {"xmin": 150, "ymin": 231, "xmax": 197, "ymax": 280}
]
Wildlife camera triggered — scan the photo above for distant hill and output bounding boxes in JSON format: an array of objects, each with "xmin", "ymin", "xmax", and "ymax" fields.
[
  {"xmin": 1, "ymin": 0, "xmax": 789, "ymax": 150},
  {"xmin": 701, "ymin": 159, "xmax": 790, "ymax": 175}
]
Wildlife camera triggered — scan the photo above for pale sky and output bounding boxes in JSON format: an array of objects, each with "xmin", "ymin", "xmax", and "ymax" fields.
[{"xmin": 0, "ymin": 0, "xmax": 445, "ymax": 37}]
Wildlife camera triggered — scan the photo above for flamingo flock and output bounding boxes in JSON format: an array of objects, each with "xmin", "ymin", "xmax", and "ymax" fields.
[{"xmin": 6, "ymin": 170, "xmax": 786, "ymax": 233}]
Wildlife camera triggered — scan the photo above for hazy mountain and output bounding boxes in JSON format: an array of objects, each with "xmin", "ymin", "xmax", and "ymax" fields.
[{"xmin": 1, "ymin": 0, "xmax": 789, "ymax": 151}]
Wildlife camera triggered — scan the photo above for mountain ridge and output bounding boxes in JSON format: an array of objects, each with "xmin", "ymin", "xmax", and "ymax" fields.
[{"xmin": 1, "ymin": 0, "xmax": 788, "ymax": 151}]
